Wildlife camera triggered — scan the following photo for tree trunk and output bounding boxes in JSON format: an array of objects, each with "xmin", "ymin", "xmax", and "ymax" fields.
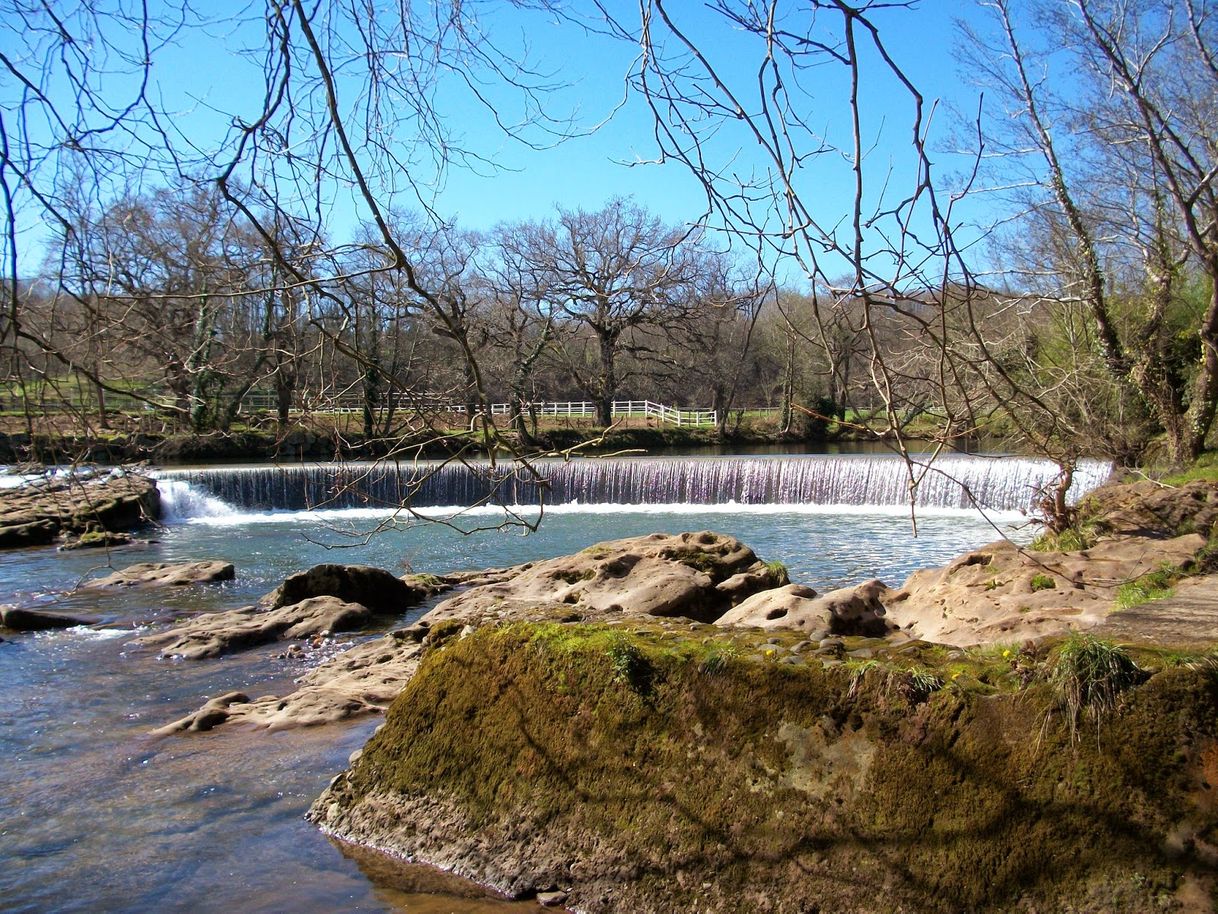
[
  {"xmin": 779, "ymin": 325, "xmax": 796, "ymax": 434},
  {"xmin": 1182, "ymin": 266, "xmax": 1218, "ymax": 463},
  {"xmin": 596, "ymin": 331, "xmax": 617, "ymax": 427}
]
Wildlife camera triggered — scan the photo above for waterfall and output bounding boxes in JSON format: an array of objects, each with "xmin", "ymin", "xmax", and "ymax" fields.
[{"xmin": 155, "ymin": 455, "xmax": 1112, "ymax": 519}]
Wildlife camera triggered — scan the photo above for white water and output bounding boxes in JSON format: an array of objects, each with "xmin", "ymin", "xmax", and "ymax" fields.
[{"xmin": 155, "ymin": 454, "xmax": 1111, "ymax": 523}]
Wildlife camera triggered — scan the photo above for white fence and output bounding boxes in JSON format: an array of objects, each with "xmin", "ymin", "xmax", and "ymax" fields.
[
  {"xmin": 245, "ymin": 395, "xmax": 719, "ymax": 427},
  {"xmin": 3, "ymin": 388, "xmax": 724, "ymax": 428}
]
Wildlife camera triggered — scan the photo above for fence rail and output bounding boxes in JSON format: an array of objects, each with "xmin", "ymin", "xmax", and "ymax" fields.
[{"xmin": 0, "ymin": 390, "xmax": 729, "ymax": 428}]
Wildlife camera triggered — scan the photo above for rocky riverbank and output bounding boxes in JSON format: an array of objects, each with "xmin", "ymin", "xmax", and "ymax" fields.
[
  {"xmin": 0, "ymin": 468, "xmax": 160, "ymax": 548},
  {"xmin": 13, "ymin": 472, "xmax": 1215, "ymax": 911},
  {"xmin": 301, "ymin": 478, "xmax": 1218, "ymax": 912}
]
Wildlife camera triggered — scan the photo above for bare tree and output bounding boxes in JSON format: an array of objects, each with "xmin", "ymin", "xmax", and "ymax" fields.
[
  {"xmin": 961, "ymin": 0, "xmax": 1218, "ymax": 464},
  {"xmin": 510, "ymin": 198, "xmax": 701, "ymax": 427}
]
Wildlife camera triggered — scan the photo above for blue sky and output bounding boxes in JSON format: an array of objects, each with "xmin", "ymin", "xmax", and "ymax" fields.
[{"xmin": 3, "ymin": 1, "xmax": 999, "ymax": 275}]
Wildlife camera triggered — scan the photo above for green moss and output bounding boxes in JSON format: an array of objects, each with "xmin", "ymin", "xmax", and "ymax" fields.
[
  {"xmin": 553, "ymin": 568, "xmax": 596, "ymax": 585},
  {"xmin": 327, "ymin": 624, "xmax": 1218, "ymax": 913},
  {"xmin": 409, "ymin": 573, "xmax": 444, "ymax": 588}
]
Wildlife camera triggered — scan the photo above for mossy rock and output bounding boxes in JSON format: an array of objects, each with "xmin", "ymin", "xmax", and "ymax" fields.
[{"xmin": 313, "ymin": 623, "xmax": 1218, "ymax": 913}]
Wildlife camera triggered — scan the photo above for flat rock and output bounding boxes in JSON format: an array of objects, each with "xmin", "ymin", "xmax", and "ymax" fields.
[
  {"xmin": 136, "ymin": 596, "xmax": 374, "ymax": 660},
  {"xmin": 85, "ymin": 560, "xmax": 235, "ymax": 588},
  {"xmin": 0, "ymin": 470, "xmax": 159, "ymax": 548},
  {"xmin": 1, "ymin": 606, "xmax": 98, "ymax": 631},
  {"xmin": 883, "ymin": 532, "xmax": 1207, "ymax": 646},
  {"xmin": 159, "ymin": 627, "xmax": 433, "ymax": 732},
  {"xmin": 136, "ymin": 563, "xmax": 445, "ymax": 660},
  {"xmin": 58, "ymin": 531, "xmax": 136, "ymax": 551}
]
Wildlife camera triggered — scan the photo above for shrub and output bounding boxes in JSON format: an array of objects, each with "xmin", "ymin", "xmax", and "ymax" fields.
[{"xmin": 605, "ymin": 635, "xmax": 652, "ymax": 694}]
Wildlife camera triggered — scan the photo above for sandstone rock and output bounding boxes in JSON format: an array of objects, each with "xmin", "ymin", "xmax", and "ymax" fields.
[
  {"xmin": 1081, "ymin": 478, "xmax": 1218, "ymax": 538},
  {"xmin": 420, "ymin": 531, "xmax": 783, "ymax": 628},
  {"xmin": 86, "ymin": 560, "xmax": 235, "ymax": 588},
  {"xmin": 264, "ymin": 564, "xmax": 448, "ymax": 614},
  {"xmin": 715, "ymin": 579, "xmax": 894, "ymax": 638},
  {"xmin": 0, "ymin": 470, "xmax": 159, "ymax": 548},
  {"xmin": 137, "ymin": 596, "xmax": 373, "ymax": 660},
  {"xmin": 137, "ymin": 561, "xmax": 448, "ymax": 660},
  {"xmin": 883, "ymin": 532, "xmax": 1207, "ymax": 646},
  {"xmin": 58, "ymin": 530, "xmax": 136, "ymax": 551},
  {"xmin": 1, "ymin": 606, "xmax": 98, "ymax": 631},
  {"xmin": 151, "ymin": 692, "xmax": 251, "ymax": 736},
  {"xmin": 160, "ymin": 628, "xmax": 430, "ymax": 732}
]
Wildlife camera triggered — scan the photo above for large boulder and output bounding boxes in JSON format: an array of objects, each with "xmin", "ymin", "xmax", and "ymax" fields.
[
  {"xmin": 0, "ymin": 470, "xmax": 159, "ymax": 548},
  {"xmin": 85, "ymin": 560, "xmax": 235, "ymax": 588},
  {"xmin": 420, "ymin": 531, "xmax": 784, "ymax": 628},
  {"xmin": 263, "ymin": 564, "xmax": 447, "ymax": 614}
]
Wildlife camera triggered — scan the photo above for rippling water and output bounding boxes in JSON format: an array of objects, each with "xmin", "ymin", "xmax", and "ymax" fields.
[{"xmin": 0, "ymin": 456, "xmax": 1091, "ymax": 912}]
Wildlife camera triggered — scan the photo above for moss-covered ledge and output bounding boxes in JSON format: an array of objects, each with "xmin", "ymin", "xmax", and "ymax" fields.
[{"xmin": 311, "ymin": 623, "xmax": 1218, "ymax": 913}]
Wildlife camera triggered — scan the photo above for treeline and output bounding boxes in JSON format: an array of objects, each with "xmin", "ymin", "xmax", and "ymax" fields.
[
  {"xmin": 11, "ymin": 187, "xmax": 912, "ymax": 442},
  {"xmin": 5, "ymin": 2, "xmax": 1218, "ymax": 479}
]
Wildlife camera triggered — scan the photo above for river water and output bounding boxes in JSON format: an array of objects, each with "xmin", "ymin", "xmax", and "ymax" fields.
[{"xmin": 0, "ymin": 454, "xmax": 1109, "ymax": 912}]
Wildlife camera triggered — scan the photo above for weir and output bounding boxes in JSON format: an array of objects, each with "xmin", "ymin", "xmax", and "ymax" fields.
[{"xmin": 155, "ymin": 454, "xmax": 1112, "ymax": 517}]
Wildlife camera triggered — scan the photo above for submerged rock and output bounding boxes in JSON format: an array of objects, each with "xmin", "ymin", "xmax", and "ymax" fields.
[
  {"xmin": 58, "ymin": 530, "xmax": 137, "ymax": 551},
  {"xmin": 86, "ymin": 560, "xmax": 235, "ymax": 588},
  {"xmin": 1, "ymin": 606, "xmax": 98, "ymax": 631},
  {"xmin": 0, "ymin": 470, "xmax": 159, "ymax": 548}
]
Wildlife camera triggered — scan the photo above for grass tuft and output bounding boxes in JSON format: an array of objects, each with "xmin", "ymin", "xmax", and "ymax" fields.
[
  {"xmin": 1047, "ymin": 634, "xmax": 1146, "ymax": 743},
  {"xmin": 1030, "ymin": 573, "xmax": 1057, "ymax": 592}
]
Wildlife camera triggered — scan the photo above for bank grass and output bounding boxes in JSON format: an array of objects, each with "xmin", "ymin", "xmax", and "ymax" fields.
[
  {"xmin": 1114, "ymin": 565, "xmax": 1178, "ymax": 609},
  {"xmin": 1159, "ymin": 450, "xmax": 1218, "ymax": 485},
  {"xmin": 1029, "ymin": 520, "xmax": 1100, "ymax": 553}
]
